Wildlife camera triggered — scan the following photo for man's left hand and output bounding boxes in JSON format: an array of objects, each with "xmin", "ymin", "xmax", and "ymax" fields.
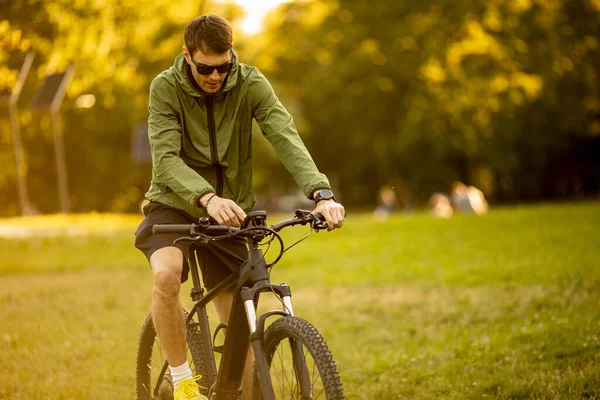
[{"xmin": 312, "ymin": 199, "xmax": 345, "ymax": 231}]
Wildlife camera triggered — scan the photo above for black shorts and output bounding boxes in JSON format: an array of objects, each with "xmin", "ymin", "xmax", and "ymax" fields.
[{"xmin": 134, "ymin": 202, "xmax": 247, "ymax": 289}]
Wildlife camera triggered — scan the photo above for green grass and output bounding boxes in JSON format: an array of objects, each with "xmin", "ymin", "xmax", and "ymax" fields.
[{"xmin": 0, "ymin": 202, "xmax": 599, "ymax": 399}]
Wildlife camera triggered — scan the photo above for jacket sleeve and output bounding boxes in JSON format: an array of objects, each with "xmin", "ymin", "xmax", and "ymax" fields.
[
  {"xmin": 248, "ymin": 69, "xmax": 331, "ymax": 199},
  {"xmin": 148, "ymin": 77, "xmax": 215, "ymax": 206}
]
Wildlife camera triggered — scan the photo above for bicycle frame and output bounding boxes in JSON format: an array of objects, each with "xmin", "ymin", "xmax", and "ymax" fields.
[
  {"xmin": 172, "ymin": 232, "xmax": 298, "ymax": 400},
  {"xmin": 150, "ymin": 210, "xmax": 326, "ymax": 400}
]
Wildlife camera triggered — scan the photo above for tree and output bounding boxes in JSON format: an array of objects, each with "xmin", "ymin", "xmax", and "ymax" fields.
[
  {"xmin": 253, "ymin": 0, "xmax": 600, "ymax": 205},
  {"xmin": 0, "ymin": 0, "xmax": 244, "ymax": 215}
]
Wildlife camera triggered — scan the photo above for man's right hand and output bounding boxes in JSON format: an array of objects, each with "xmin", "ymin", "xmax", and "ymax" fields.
[{"xmin": 200, "ymin": 193, "xmax": 246, "ymax": 227}]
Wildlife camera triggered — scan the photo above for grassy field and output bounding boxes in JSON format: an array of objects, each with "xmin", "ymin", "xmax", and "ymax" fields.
[{"xmin": 0, "ymin": 202, "xmax": 599, "ymax": 399}]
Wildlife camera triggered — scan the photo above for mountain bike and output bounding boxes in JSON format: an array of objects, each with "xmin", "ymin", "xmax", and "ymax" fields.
[{"xmin": 135, "ymin": 209, "xmax": 344, "ymax": 400}]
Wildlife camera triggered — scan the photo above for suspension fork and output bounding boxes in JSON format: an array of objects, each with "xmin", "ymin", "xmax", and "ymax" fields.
[
  {"xmin": 242, "ymin": 285, "xmax": 277, "ymax": 400},
  {"xmin": 242, "ymin": 283, "xmax": 312, "ymax": 399},
  {"xmin": 275, "ymin": 285, "xmax": 312, "ymax": 399},
  {"xmin": 278, "ymin": 286, "xmax": 312, "ymax": 399}
]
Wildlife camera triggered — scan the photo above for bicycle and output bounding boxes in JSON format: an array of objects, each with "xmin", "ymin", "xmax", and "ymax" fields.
[{"xmin": 135, "ymin": 209, "xmax": 345, "ymax": 400}]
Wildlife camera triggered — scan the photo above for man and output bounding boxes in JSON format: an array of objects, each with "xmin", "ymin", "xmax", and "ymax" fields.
[{"xmin": 134, "ymin": 14, "xmax": 345, "ymax": 400}]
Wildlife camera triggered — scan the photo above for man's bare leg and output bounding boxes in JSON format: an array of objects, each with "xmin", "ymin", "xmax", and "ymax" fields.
[
  {"xmin": 213, "ymin": 292, "xmax": 255, "ymax": 400},
  {"xmin": 150, "ymin": 246, "xmax": 187, "ymax": 367}
]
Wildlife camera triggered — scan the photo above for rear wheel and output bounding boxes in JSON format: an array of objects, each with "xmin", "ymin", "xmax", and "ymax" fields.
[
  {"xmin": 252, "ymin": 316, "xmax": 344, "ymax": 399},
  {"xmin": 136, "ymin": 312, "xmax": 209, "ymax": 400}
]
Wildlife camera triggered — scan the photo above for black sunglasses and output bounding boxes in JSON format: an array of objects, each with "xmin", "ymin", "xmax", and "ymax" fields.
[{"xmin": 191, "ymin": 59, "xmax": 233, "ymax": 75}]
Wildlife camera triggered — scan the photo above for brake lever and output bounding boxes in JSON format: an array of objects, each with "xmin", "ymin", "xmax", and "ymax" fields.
[
  {"xmin": 294, "ymin": 209, "xmax": 313, "ymax": 225},
  {"xmin": 173, "ymin": 235, "xmax": 211, "ymax": 245},
  {"xmin": 311, "ymin": 213, "xmax": 329, "ymax": 231}
]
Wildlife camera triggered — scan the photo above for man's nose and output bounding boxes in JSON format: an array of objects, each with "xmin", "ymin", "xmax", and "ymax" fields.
[{"xmin": 209, "ymin": 69, "xmax": 220, "ymax": 80}]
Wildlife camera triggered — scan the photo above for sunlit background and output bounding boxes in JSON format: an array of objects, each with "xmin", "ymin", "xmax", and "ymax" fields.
[
  {"xmin": 225, "ymin": 0, "xmax": 292, "ymax": 35},
  {"xmin": 1, "ymin": 0, "xmax": 599, "ymax": 216}
]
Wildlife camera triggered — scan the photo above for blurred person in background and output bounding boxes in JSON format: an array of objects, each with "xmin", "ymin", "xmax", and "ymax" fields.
[
  {"xmin": 373, "ymin": 185, "xmax": 398, "ymax": 220},
  {"xmin": 133, "ymin": 14, "xmax": 345, "ymax": 400},
  {"xmin": 450, "ymin": 181, "xmax": 489, "ymax": 215},
  {"xmin": 466, "ymin": 185, "xmax": 489, "ymax": 215},
  {"xmin": 429, "ymin": 192, "xmax": 453, "ymax": 218}
]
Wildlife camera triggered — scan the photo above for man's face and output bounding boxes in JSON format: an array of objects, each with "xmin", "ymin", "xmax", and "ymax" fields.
[{"xmin": 184, "ymin": 46, "xmax": 231, "ymax": 94}]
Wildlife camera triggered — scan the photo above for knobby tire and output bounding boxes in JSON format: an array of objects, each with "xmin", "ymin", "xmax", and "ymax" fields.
[{"xmin": 252, "ymin": 316, "xmax": 344, "ymax": 400}]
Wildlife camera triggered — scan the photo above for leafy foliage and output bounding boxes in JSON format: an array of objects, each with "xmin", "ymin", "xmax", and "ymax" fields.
[
  {"xmin": 0, "ymin": 0, "xmax": 243, "ymax": 215},
  {"xmin": 1, "ymin": 0, "xmax": 599, "ymax": 215},
  {"xmin": 257, "ymin": 0, "xmax": 600, "ymax": 204}
]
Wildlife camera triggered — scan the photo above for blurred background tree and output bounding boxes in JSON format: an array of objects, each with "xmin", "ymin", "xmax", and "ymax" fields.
[
  {"xmin": 1, "ymin": 0, "xmax": 599, "ymax": 216},
  {"xmin": 0, "ymin": 0, "xmax": 243, "ymax": 214},
  {"xmin": 256, "ymin": 0, "xmax": 600, "ymax": 205}
]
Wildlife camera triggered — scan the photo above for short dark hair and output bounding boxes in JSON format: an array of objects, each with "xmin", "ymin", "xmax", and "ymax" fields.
[{"xmin": 184, "ymin": 14, "xmax": 233, "ymax": 55}]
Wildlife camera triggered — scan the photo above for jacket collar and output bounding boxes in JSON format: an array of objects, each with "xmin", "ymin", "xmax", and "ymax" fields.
[{"xmin": 172, "ymin": 49, "xmax": 239, "ymax": 98}]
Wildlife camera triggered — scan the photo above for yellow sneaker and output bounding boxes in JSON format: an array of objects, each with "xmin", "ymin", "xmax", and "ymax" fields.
[{"xmin": 173, "ymin": 376, "xmax": 208, "ymax": 400}]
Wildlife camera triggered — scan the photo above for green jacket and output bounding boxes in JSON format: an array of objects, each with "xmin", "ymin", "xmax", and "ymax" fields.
[{"xmin": 145, "ymin": 50, "xmax": 330, "ymax": 218}]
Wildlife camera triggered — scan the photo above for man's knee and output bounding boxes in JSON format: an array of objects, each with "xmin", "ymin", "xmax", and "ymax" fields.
[{"xmin": 151, "ymin": 247, "xmax": 184, "ymax": 298}]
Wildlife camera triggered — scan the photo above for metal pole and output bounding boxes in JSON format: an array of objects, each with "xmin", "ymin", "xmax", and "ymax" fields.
[
  {"xmin": 9, "ymin": 52, "xmax": 35, "ymax": 215},
  {"xmin": 49, "ymin": 65, "xmax": 75, "ymax": 214},
  {"xmin": 50, "ymin": 111, "xmax": 70, "ymax": 213},
  {"xmin": 9, "ymin": 104, "xmax": 32, "ymax": 215},
  {"xmin": 49, "ymin": 65, "xmax": 75, "ymax": 114}
]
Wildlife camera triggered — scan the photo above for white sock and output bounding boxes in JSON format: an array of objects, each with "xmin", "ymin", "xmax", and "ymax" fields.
[{"xmin": 169, "ymin": 361, "xmax": 193, "ymax": 390}]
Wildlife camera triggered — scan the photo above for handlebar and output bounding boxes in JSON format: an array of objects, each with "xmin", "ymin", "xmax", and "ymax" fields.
[
  {"xmin": 152, "ymin": 224, "xmax": 231, "ymax": 235},
  {"xmin": 152, "ymin": 210, "xmax": 327, "ymax": 236}
]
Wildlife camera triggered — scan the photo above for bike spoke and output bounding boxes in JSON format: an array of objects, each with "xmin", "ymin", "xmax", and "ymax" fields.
[
  {"xmin": 289, "ymin": 345, "xmax": 299, "ymax": 398},
  {"xmin": 150, "ymin": 336, "xmax": 173, "ymax": 397},
  {"xmin": 142, "ymin": 383, "xmax": 152, "ymax": 397},
  {"xmin": 156, "ymin": 337, "xmax": 165, "ymax": 364},
  {"xmin": 273, "ymin": 345, "xmax": 286, "ymax": 399},
  {"xmin": 312, "ymin": 349, "xmax": 323, "ymax": 390},
  {"xmin": 279, "ymin": 344, "xmax": 292, "ymax": 398},
  {"xmin": 268, "ymin": 338, "xmax": 332, "ymax": 400},
  {"xmin": 315, "ymin": 387, "xmax": 325, "ymax": 399},
  {"xmin": 274, "ymin": 340, "xmax": 297, "ymax": 399},
  {"xmin": 291, "ymin": 340, "xmax": 305, "ymax": 399},
  {"xmin": 292, "ymin": 377, "xmax": 300, "ymax": 399}
]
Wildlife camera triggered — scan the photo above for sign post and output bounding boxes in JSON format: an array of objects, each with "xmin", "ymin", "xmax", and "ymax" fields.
[{"xmin": 0, "ymin": 52, "xmax": 35, "ymax": 215}]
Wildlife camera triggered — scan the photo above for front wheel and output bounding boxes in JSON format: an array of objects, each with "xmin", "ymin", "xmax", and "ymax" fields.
[{"xmin": 252, "ymin": 316, "xmax": 344, "ymax": 400}]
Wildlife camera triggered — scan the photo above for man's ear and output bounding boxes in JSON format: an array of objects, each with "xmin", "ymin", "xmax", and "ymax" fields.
[{"xmin": 183, "ymin": 46, "xmax": 190, "ymax": 63}]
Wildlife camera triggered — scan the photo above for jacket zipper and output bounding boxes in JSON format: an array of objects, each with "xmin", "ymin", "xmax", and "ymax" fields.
[{"xmin": 205, "ymin": 96, "xmax": 223, "ymax": 196}]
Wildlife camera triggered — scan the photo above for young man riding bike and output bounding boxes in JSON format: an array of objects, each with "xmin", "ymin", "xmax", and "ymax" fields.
[{"xmin": 134, "ymin": 14, "xmax": 345, "ymax": 400}]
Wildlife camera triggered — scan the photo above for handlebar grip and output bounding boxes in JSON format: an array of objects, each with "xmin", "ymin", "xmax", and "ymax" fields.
[
  {"xmin": 152, "ymin": 224, "xmax": 193, "ymax": 234},
  {"xmin": 205, "ymin": 226, "xmax": 233, "ymax": 234}
]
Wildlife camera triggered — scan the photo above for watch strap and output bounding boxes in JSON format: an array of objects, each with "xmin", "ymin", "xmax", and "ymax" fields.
[{"xmin": 314, "ymin": 189, "xmax": 335, "ymax": 204}]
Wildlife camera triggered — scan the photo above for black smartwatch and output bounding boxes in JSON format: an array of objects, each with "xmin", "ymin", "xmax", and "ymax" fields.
[{"xmin": 314, "ymin": 189, "xmax": 335, "ymax": 205}]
